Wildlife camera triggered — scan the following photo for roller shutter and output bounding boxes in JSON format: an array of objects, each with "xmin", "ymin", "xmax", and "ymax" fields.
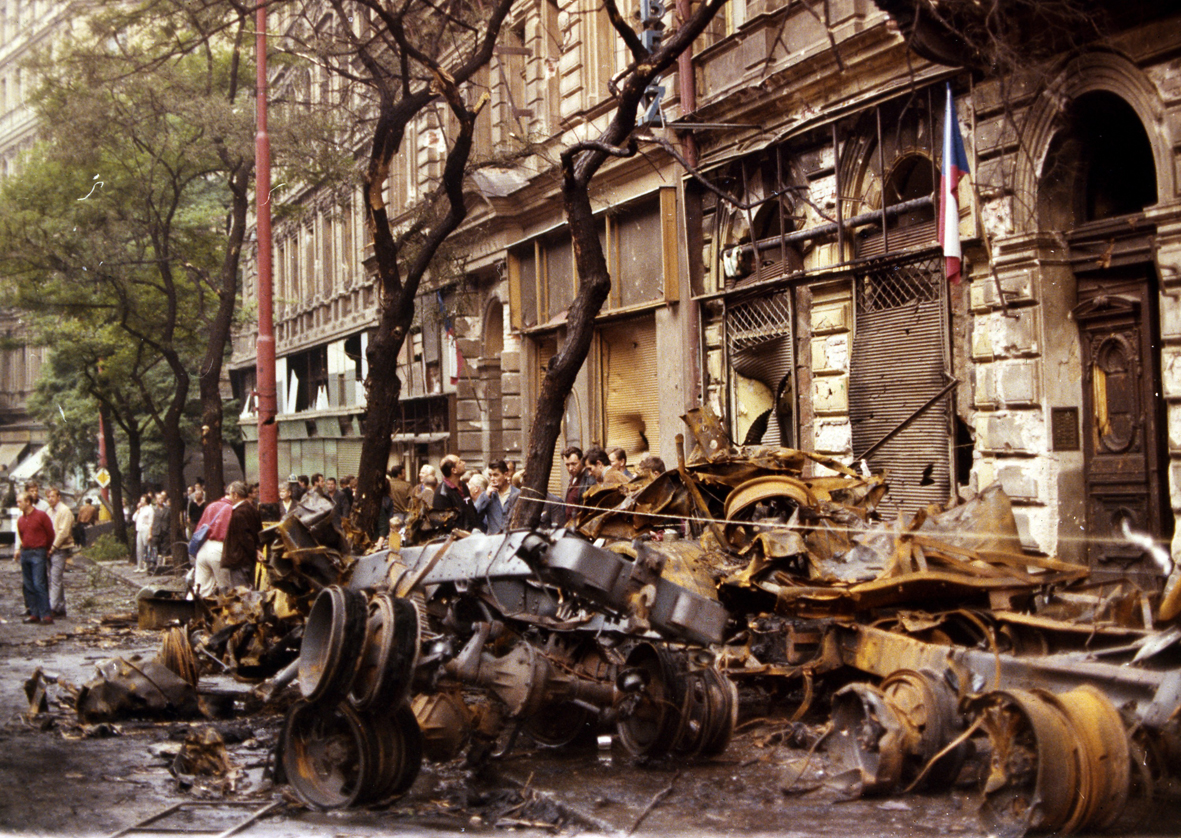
[
  {"xmin": 600, "ymin": 316, "xmax": 659, "ymax": 461},
  {"xmin": 849, "ymin": 256, "xmax": 951, "ymax": 520},
  {"xmin": 536, "ymin": 337, "xmax": 564, "ymax": 497}
]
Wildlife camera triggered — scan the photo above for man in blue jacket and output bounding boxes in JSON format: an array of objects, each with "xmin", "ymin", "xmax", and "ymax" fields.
[{"xmin": 475, "ymin": 459, "xmax": 519, "ymax": 534}]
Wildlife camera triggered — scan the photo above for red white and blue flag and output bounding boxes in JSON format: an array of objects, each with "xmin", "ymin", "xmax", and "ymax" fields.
[{"xmin": 938, "ymin": 83, "xmax": 970, "ymax": 284}]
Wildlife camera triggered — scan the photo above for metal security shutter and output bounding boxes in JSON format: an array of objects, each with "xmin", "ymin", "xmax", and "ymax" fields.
[
  {"xmin": 727, "ymin": 290, "xmax": 794, "ymax": 446},
  {"xmin": 337, "ymin": 439, "xmax": 363, "ymax": 480},
  {"xmin": 849, "ymin": 256, "xmax": 951, "ymax": 521},
  {"xmin": 536, "ymin": 337, "xmax": 564, "ymax": 497},
  {"xmin": 601, "ymin": 316, "xmax": 659, "ymax": 461}
]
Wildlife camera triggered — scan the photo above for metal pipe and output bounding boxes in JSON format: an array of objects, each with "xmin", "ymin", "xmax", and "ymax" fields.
[{"xmin": 734, "ymin": 196, "xmax": 934, "ymax": 257}]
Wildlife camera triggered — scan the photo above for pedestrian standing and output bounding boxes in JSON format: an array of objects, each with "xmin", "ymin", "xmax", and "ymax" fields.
[
  {"xmin": 186, "ymin": 485, "xmax": 207, "ymax": 537},
  {"xmin": 150, "ymin": 491, "xmax": 170, "ymax": 572},
  {"xmin": 562, "ymin": 447, "xmax": 596, "ymax": 525},
  {"xmin": 414, "ymin": 465, "xmax": 437, "ymax": 509},
  {"xmin": 432, "ymin": 455, "xmax": 477, "ymax": 531},
  {"xmin": 608, "ymin": 447, "xmax": 634, "ymax": 481},
  {"xmin": 334, "ymin": 475, "xmax": 354, "ymax": 521},
  {"xmin": 388, "ymin": 464, "xmax": 412, "ymax": 513},
  {"xmin": 12, "ymin": 480, "xmax": 50, "ymax": 558},
  {"xmin": 192, "ymin": 494, "xmax": 232, "ymax": 597},
  {"xmin": 45, "ymin": 487, "xmax": 74, "ymax": 618},
  {"xmin": 475, "ymin": 459, "xmax": 519, "ymax": 535},
  {"xmin": 133, "ymin": 494, "xmax": 154, "ymax": 572},
  {"xmin": 222, "ymin": 481, "xmax": 262, "ymax": 590},
  {"xmin": 15, "ymin": 491, "xmax": 54, "ymax": 624},
  {"xmin": 467, "ymin": 472, "xmax": 488, "ymax": 507},
  {"xmin": 279, "ymin": 483, "xmax": 297, "ymax": 516}
]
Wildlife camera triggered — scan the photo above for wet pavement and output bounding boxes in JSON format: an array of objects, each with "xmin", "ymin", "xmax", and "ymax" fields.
[{"xmin": 2, "ymin": 551, "xmax": 1181, "ymax": 838}]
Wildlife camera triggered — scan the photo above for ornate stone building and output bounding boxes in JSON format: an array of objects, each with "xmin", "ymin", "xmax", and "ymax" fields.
[{"xmin": 234, "ymin": 0, "xmax": 1181, "ymax": 582}]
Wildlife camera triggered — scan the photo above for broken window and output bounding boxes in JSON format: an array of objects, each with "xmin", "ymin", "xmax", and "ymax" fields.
[
  {"xmin": 726, "ymin": 290, "xmax": 794, "ymax": 447},
  {"xmin": 1041, "ymin": 91, "xmax": 1157, "ymax": 226},
  {"xmin": 509, "ymin": 190, "xmax": 676, "ymax": 330}
]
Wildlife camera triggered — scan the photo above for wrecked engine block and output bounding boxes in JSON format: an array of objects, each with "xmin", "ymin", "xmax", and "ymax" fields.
[{"xmin": 272, "ymin": 524, "xmax": 738, "ymax": 808}]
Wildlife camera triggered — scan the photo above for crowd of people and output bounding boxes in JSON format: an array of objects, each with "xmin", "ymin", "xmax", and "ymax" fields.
[{"xmin": 9, "ymin": 444, "xmax": 664, "ymax": 622}]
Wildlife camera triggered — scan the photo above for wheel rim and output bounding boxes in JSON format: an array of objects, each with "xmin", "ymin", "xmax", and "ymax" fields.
[
  {"xmin": 298, "ymin": 586, "xmax": 368, "ymax": 705},
  {"xmin": 282, "ymin": 700, "xmax": 369, "ymax": 809}
]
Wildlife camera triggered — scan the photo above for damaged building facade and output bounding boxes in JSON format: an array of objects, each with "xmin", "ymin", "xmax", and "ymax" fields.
[{"xmin": 233, "ymin": 0, "xmax": 1181, "ymax": 575}]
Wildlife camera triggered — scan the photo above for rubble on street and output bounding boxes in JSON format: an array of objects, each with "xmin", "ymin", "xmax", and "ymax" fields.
[{"xmin": 10, "ymin": 407, "xmax": 1181, "ymax": 837}]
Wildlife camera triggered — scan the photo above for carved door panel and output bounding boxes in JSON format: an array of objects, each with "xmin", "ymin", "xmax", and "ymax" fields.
[{"xmin": 1073, "ymin": 276, "xmax": 1168, "ymax": 574}]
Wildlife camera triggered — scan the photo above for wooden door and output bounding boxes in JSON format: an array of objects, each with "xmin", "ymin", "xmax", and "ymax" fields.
[{"xmin": 1073, "ymin": 274, "xmax": 1170, "ymax": 576}]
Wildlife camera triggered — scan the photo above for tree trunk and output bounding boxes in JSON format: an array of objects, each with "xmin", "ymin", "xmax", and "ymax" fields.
[
  {"xmin": 98, "ymin": 402, "xmax": 128, "ymax": 546},
  {"xmin": 514, "ymin": 189, "xmax": 612, "ymax": 528},
  {"xmin": 511, "ymin": 0, "xmax": 729, "ymax": 528},
  {"xmin": 353, "ymin": 318, "xmax": 405, "ymax": 539},
  {"xmin": 125, "ymin": 423, "xmax": 143, "ymax": 506},
  {"xmin": 198, "ymin": 159, "xmax": 250, "ymax": 500},
  {"xmin": 164, "ymin": 406, "xmax": 188, "ymax": 567}
]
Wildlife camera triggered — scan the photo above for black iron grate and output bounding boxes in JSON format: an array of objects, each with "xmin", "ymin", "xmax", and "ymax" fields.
[
  {"xmin": 727, "ymin": 291, "xmax": 792, "ymax": 354},
  {"xmin": 856, "ymin": 256, "xmax": 942, "ymax": 313}
]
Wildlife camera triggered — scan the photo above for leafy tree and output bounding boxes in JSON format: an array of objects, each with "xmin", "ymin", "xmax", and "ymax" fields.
[
  {"xmin": 0, "ymin": 4, "xmax": 258, "ymax": 559},
  {"xmin": 278, "ymin": 0, "xmax": 516, "ymax": 537}
]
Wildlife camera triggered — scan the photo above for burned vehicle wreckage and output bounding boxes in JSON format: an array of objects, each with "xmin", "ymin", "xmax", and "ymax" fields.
[{"xmin": 100, "ymin": 407, "xmax": 1181, "ymax": 835}]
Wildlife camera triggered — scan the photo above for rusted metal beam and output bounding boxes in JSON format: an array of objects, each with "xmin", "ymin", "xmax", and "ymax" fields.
[{"xmin": 836, "ymin": 624, "xmax": 1181, "ymax": 725}]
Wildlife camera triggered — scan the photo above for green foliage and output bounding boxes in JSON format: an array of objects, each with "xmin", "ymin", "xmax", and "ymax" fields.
[{"xmin": 85, "ymin": 532, "xmax": 130, "ymax": 563}]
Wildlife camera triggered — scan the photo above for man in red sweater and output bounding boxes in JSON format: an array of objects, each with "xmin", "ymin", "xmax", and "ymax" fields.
[{"xmin": 16, "ymin": 491, "xmax": 55, "ymax": 624}]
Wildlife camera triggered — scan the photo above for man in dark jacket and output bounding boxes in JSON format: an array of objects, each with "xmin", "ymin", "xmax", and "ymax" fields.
[
  {"xmin": 150, "ymin": 491, "xmax": 170, "ymax": 572},
  {"xmin": 432, "ymin": 454, "xmax": 478, "ymax": 531},
  {"xmin": 562, "ymin": 447, "xmax": 596, "ymax": 525},
  {"xmin": 222, "ymin": 481, "xmax": 262, "ymax": 590}
]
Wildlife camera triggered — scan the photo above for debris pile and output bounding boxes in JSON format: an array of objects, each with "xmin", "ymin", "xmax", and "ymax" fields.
[{"xmin": 44, "ymin": 404, "xmax": 1181, "ymax": 837}]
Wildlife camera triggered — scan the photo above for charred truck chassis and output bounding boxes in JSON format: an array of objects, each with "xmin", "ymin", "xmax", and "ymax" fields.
[
  {"xmin": 743, "ymin": 616, "xmax": 1181, "ymax": 835},
  {"xmin": 278, "ymin": 529, "xmax": 737, "ymax": 808}
]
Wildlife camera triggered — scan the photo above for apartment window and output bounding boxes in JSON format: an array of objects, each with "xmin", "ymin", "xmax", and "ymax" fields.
[
  {"xmin": 320, "ymin": 210, "xmax": 335, "ymax": 296},
  {"xmin": 509, "ymin": 189, "xmax": 678, "ymax": 330}
]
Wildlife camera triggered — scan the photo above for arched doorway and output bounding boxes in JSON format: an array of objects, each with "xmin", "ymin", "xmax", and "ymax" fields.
[{"xmin": 1040, "ymin": 90, "xmax": 1168, "ymax": 579}]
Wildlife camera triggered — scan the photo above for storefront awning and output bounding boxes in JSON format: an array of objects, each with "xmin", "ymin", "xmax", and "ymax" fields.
[
  {"xmin": 7, "ymin": 446, "xmax": 48, "ymax": 482},
  {"xmin": 0, "ymin": 442, "xmax": 27, "ymax": 472}
]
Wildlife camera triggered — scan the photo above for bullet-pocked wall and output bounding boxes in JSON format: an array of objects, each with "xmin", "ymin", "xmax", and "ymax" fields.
[{"xmin": 969, "ymin": 47, "xmax": 1180, "ymax": 579}]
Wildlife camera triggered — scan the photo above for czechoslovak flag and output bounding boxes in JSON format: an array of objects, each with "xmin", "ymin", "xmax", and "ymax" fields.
[{"xmin": 939, "ymin": 83, "xmax": 970, "ymax": 284}]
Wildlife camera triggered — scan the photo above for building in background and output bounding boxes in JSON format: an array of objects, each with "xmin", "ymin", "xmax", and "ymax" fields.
[
  {"xmin": 233, "ymin": 0, "xmax": 1181, "ymax": 582},
  {"xmin": 0, "ymin": 1, "xmax": 76, "ymax": 485}
]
